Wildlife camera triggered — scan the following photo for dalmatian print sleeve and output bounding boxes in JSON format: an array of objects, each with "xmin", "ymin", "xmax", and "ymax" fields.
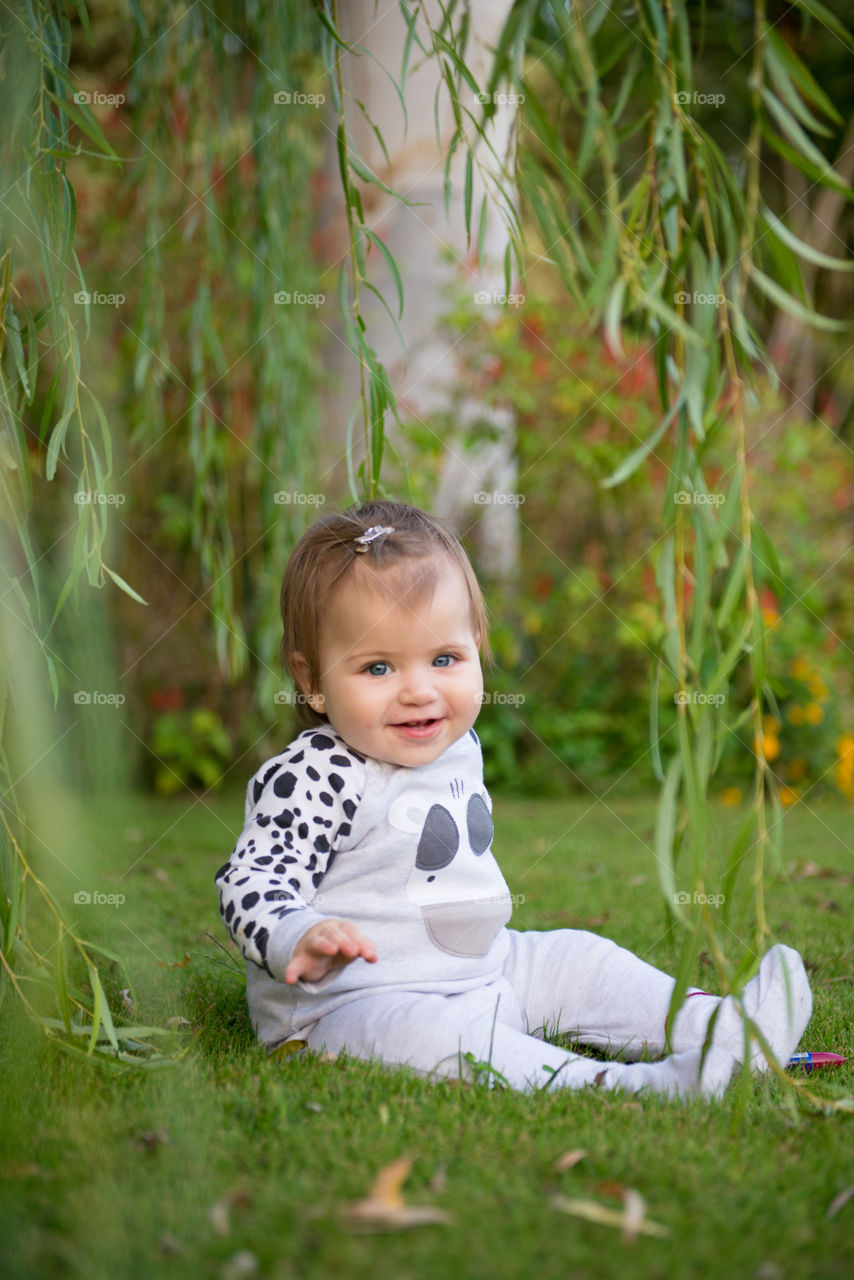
[{"xmin": 214, "ymin": 731, "xmax": 366, "ymax": 978}]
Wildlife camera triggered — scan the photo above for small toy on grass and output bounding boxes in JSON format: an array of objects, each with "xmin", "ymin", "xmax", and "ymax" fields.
[{"xmin": 787, "ymin": 1052, "xmax": 846, "ymax": 1071}]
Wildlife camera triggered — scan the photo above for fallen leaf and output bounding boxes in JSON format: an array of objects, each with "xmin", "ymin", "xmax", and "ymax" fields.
[
  {"xmin": 343, "ymin": 1156, "xmax": 452, "ymax": 1231},
  {"xmin": 120, "ymin": 989, "xmax": 134, "ymax": 1016},
  {"xmin": 826, "ymin": 1184, "xmax": 854, "ymax": 1219},
  {"xmin": 553, "ymin": 1149, "xmax": 587, "ymax": 1173},
  {"xmin": 1, "ymin": 1162, "xmax": 42, "ymax": 1177},
  {"xmin": 551, "ymin": 1192, "xmax": 669, "ymax": 1240},
  {"xmin": 156, "ymin": 952, "xmax": 191, "ymax": 969},
  {"xmin": 270, "ymin": 1039, "xmax": 307, "ymax": 1060},
  {"xmin": 165, "ymin": 1016, "xmax": 192, "ymax": 1030},
  {"xmin": 220, "ymin": 1250, "xmax": 258, "ymax": 1279},
  {"xmin": 153, "ymin": 868, "xmax": 170, "ymax": 883},
  {"xmin": 621, "ymin": 1188, "xmax": 647, "ymax": 1245},
  {"xmin": 209, "ymin": 1199, "xmax": 230, "ymax": 1237},
  {"xmin": 159, "ymin": 1232, "xmax": 182, "ymax": 1255},
  {"xmin": 135, "ymin": 1128, "xmax": 170, "ymax": 1152}
]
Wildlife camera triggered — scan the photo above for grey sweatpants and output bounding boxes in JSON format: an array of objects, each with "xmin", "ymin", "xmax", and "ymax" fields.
[{"xmin": 303, "ymin": 929, "xmax": 811, "ymax": 1098}]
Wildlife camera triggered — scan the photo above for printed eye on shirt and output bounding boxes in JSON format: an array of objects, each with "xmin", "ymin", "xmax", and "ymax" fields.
[{"xmin": 388, "ymin": 782, "xmax": 512, "ymax": 957}]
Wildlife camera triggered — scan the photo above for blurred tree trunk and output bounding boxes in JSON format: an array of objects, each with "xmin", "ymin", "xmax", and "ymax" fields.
[
  {"xmin": 766, "ymin": 116, "xmax": 854, "ymax": 419},
  {"xmin": 318, "ymin": 0, "xmax": 521, "ymax": 578}
]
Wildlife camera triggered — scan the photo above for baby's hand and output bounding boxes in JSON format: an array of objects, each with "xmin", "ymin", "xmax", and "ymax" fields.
[{"xmin": 284, "ymin": 919, "xmax": 378, "ymax": 985}]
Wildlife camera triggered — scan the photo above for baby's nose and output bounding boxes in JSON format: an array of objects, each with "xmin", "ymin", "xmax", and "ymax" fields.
[{"xmin": 399, "ymin": 668, "xmax": 438, "ymax": 701}]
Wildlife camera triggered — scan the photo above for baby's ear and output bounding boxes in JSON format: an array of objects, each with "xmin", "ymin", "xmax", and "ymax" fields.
[{"xmin": 289, "ymin": 651, "xmax": 313, "ymax": 696}]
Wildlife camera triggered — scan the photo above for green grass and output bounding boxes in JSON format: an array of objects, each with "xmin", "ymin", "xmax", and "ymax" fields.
[{"xmin": 1, "ymin": 787, "xmax": 852, "ymax": 1279}]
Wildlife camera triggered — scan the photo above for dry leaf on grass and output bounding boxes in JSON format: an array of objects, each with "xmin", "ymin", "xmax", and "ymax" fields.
[
  {"xmin": 551, "ymin": 1188, "xmax": 669, "ymax": 1242},
  {"xmin": 826, "ymin": 1184, "xmax": 854, "ymax": 1219},
  {"xmin": 553, "ymin": 1149, "xmax": 587, "ymax": 1173},
  {"xmin": 343, "ymin": 1156, "xmax": 452, "ymax": 1231}
]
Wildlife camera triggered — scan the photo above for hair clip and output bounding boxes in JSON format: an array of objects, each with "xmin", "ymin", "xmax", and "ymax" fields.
[{"xmin": 354, "ymin": 525, "xmax": 395, "ymax": 552}]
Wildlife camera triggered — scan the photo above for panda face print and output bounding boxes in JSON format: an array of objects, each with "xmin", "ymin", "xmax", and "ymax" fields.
[{"xmin": 389, "ymin": 778, "xmax": 511, "ymax": 957}]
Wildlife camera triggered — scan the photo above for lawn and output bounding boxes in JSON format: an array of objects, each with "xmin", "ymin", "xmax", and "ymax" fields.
[{"xmin": 1, "ymin": 786, "xmax": 852, "ymax": 1279}]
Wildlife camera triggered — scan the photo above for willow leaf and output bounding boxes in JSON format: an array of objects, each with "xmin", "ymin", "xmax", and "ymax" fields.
[{"xmin": 749, "ymin": 266, "xmax": 848, "ymax": 332}]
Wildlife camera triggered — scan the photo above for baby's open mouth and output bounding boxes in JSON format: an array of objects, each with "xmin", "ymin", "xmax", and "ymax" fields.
[{"xmin": 394, "ymin": 718, "xmax": 440, "ymax": 728}]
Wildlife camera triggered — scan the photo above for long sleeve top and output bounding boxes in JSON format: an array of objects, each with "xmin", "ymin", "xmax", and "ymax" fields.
[{"xmin": 214, "ymin": 725, "xmax": 514, "ymax": 1049}]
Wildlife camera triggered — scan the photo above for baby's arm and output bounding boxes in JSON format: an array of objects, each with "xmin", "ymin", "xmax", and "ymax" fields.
[{"xmin": 214, "ymin": 734, "xmax": 372, "ymax": 987}]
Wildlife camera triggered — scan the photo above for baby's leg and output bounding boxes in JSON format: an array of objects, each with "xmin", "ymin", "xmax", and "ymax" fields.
[
  {"xmin": 503, "ymin": 928, "xmax": 811, "ymax": 1071},
  {"xmin": 302, "ymin": 979, "xmax": 735, "ymax": 1100}
]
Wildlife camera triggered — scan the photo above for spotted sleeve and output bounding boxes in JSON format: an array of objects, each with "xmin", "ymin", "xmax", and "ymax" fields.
[{"xmin": 214, "ymin": 731, "xmax": 366, "ymax": 979}]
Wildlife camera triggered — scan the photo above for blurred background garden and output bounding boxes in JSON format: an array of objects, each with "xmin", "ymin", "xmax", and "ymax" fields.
[{"xmin": 11, "ymin": 0, "xmax": 852, "ymax": 813}]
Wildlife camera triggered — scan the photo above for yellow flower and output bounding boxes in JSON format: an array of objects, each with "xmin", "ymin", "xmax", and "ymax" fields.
[
  {"xmin": 807, "ymin": 676, "xmax": 829, "ymax": 701},
  {"xmin": 755, "ymin": 732, "xmax": 780, "ymax": 762},
  {"xmin": 763, "ymin": 715, "xmax": 781, "ymax": 735},
  {"xmin": 787, "ymin": 705, "xmax": 805, "ymax": 726},
  {"xmin": 762, "ymin": 607, "xmax": 780, "ymax": 629},
  {"xmin": 789, "ymin": 657, "xmax": 810, "ymax": 679},
  {"xmin": 804, "ymin": 702, "xmax": 824, "ymax": 725},
  {"xmin": 779, "ymin": 786, "xmax": 800, "ymax": 808},
  {"xmin": 522, "ymin": 612, "xmax": 542, "ymax": 636},
  {"xmin": 787, "ymin": 758, "xmax": 807, "ymax": 781},
  {"xmin": 720, "ymin": 787, "xmax": 742, "ymax": 806}
]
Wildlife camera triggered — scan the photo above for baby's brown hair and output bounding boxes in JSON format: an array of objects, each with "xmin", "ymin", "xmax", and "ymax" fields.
[{"xmin": 280, "ymin": 500, "xmax": 493, "ymax": 730}]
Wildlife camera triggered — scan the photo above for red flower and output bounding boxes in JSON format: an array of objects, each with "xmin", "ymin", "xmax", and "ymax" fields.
[{"xmin": 148, "ymin": 686, "xmax": 184, "ymax": 712}]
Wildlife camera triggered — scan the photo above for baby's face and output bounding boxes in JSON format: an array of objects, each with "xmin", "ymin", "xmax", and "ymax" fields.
[{"xmin": 308, "ymin": 564, "xmax": 484, "ymax": 767}]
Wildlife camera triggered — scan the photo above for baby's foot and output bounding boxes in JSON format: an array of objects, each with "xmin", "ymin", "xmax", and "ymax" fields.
[
  {"xmin": 597, "ymin": 1045, "xmax": 737, "ymax": 1102},
  {"xmin": 680, "ymin": 944, "xmax": 813, "ymax": 1073}
]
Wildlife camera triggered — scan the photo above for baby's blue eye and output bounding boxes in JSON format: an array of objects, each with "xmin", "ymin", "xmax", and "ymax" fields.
[
  {"xmin": 433, "ymin": 654, "xmax": 455, "ymax": 667},
  {"xmin": 367, "ymin": 661, "xmax": 389, "ymax": 676}
]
